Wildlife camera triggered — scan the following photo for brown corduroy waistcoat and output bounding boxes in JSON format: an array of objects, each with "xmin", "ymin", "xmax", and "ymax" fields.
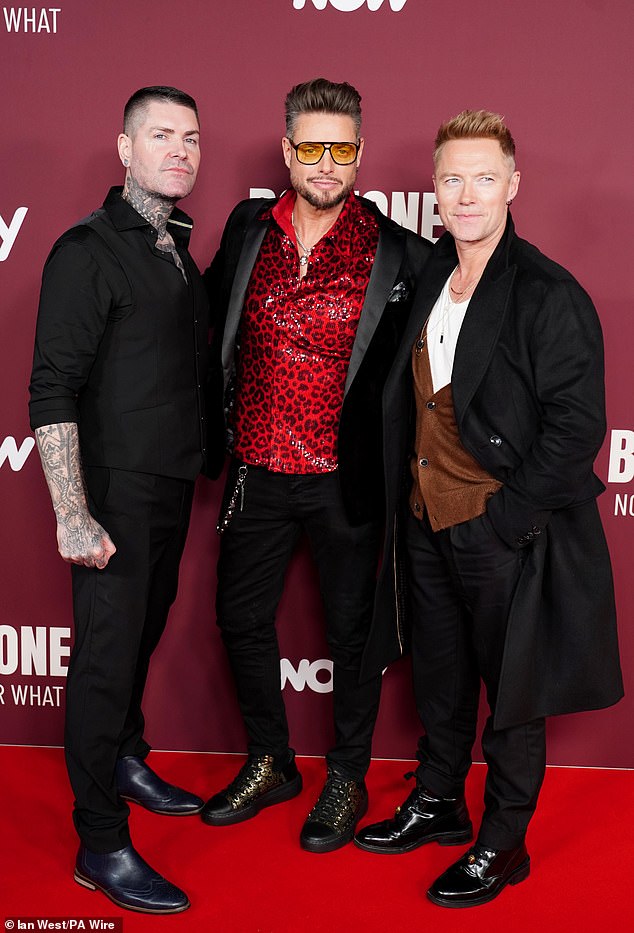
[{"xmin": 409, "ymin": 336, "xmax": 502, "ymax": 531}]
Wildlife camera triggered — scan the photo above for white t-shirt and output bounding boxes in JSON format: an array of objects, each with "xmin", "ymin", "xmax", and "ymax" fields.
[{"xmin": 426, "ymin": 272, "xmax": 471, "ymax": 393}]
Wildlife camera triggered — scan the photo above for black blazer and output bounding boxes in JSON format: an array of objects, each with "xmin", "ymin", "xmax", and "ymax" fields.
[
  {"xmin": 364, "ymin": 215, "xmax": 623, "ymax": 727},
  {"xmin": 204, "ymin": 196, "xmax": 431, "ymax": 525}
]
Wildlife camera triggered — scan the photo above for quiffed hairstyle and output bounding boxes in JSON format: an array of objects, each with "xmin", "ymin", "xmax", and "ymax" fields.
[
  {"xmin": 285, "ymin": 78, "xmax": 362, "ymax": 138},
  {"xmin": 123, "ymin": 86, "xmax": 199, "ymax": 136},
  {"xmin": 434, "ymin": 110, "xmax": 516, "ymax": 168}
]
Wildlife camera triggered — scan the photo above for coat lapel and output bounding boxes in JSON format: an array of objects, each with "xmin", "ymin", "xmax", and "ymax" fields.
[
  {"xmin": 221, "ymin": 219, "xmax": 268, "ymax": 382},
  {"xmin": 451, "ymin": 219, "xmax": 517, "ymax": 425},
  {"xmin": 383, "ymin": 252, "xmax": 454, "ymax": 403},
  {"xmin": 344, "ymin": 223, "xmax": 403, "ymax": 396}
]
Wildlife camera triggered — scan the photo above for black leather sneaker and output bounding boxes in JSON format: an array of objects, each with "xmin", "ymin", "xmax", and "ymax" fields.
[
  {"xmin": 300, "ymin": 768, "xmax": 368, "ymax": 853},
  {"xmin": 200, "ymin": 753, "xmax": 302, "ymax": 825}
]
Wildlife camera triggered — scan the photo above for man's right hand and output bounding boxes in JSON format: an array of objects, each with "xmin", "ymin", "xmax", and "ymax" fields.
[
  {"xmin": 34, "ymin": 422, "xmax": 117, "ymax": 570},
  {"xmin": 56, "ymin": 511, "xmax": 117, "ymax": 569}
]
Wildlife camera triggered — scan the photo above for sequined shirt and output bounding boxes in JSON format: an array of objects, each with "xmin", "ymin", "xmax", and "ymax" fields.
[{"xmin": 232, "ymin": 191, "xmax": 379, "ymax": 473}]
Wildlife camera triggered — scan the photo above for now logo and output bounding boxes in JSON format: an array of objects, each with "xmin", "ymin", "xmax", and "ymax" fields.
[
  {"xmin": 280, "ymin": 658, "xmax": 333, "ymax": 693},
  {"xmin": 293, "ymin": 0, "xmax": 408, "ymax": 10},
  {"xmin": 0, "ymin": 436, "xmax": 35, "ymax": 471},
  {"xmin": 0, "ymin": 207, "xmax": 28, "ymax": 261}
]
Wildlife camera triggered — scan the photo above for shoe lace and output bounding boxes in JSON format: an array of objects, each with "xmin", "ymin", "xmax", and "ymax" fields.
[
  {"xmin": 226, "ymin": 755, "xmax": 278, "ymax": 802},
  {"xmin": 309, "ymin": 773, "xmax": 359, "ymax": 827}
]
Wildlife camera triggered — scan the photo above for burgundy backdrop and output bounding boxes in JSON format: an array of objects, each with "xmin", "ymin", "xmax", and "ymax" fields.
[{"xmin": 1, "ymin": 0, "xmax": 632, "ymax": 769}]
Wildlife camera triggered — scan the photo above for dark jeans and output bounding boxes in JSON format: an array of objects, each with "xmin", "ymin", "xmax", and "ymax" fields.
[
  {"xmin": 216, "ymin": 462, "xmax": 383, "ymax": 781},
  {"xmin": 67, "ymin": 468, "xmax": 194, "ymax": 852},
  {"xmin": 406, "ymin": 510, "xmax": 546, "ymax": 850}
]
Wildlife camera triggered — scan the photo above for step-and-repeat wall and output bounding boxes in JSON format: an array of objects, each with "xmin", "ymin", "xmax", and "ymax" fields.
[{"xmin": 1, "ymin": 0, "xmax": 632, "ymax": 767}]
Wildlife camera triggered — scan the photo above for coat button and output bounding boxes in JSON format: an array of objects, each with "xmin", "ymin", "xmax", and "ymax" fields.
[
  {"xmin": 419, "ymin": 458, "xmax": 429, "ymax": 467},
  {"xmin": 426, "ymin": 401, "xmax": 436, "ymax": 410},
  {"xmin": 490, "ymin": 435, "xmax": 502, "ymax": 446}
]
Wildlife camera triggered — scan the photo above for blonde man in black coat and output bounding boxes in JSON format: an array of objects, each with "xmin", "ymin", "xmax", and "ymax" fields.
[{"xmin": 355, "ymin": 110, "xmax": 623, "ymax": 908}]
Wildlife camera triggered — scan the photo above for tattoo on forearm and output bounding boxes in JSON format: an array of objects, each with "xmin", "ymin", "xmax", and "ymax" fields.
[
  {"xmin": 35, "ymin": 423, "xmax": 106, "ymax": 558},
  {"xmin": 35, "ymin": 423, "xmax": 86, "ymax": 517}
]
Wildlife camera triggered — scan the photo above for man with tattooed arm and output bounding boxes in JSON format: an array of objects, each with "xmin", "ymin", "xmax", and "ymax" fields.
[{"xmin": 29, "ymin": 86, "xmax": 209, "ymax": 914}]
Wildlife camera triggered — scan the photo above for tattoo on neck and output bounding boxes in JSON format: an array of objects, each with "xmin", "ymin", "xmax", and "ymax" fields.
[
  {"xmin": 122, "ymin": 175, "xmax": 188, "ymax": 282},
  {"xmin": 123, "ymin": 175, "xmax": 175, "ymax": 239}
]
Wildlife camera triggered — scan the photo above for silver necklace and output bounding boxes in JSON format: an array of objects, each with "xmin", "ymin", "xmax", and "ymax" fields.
[
  {"xmin": 291, "ymin": 210, "xmax": 313, "ymax": 266},
  {"xmin": 415, "ymin": 274, "xmax": 470, "ymax": 354},
  {"xmin": 415, "ymin": 275, "xmax": 454, "ymax": 354}
]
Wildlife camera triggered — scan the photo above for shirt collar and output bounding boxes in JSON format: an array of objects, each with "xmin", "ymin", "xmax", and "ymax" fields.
[
  {"xmin": 102, "ymin": 186, "xmax": 194, "ymax": 246},
  {"xmin": 268, "ymin": 189, "xmax": 359, "ymax": 256}
]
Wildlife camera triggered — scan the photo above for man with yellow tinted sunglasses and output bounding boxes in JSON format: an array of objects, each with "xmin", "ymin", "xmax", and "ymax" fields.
[{"xmin": 201, "ymin": 77, "xmax": 431, "ymax": 853}]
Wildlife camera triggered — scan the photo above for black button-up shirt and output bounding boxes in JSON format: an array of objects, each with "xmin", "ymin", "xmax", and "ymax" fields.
[{"xmin": 29, "ymin": 187, "xmax": 209, "ymax": 480}]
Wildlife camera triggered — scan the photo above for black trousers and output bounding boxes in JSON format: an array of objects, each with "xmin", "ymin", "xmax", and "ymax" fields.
[
  {"xmin": 216, "ymin": 463, "xmax": 383, "ymax": 781},
  {"xmin": 406, "ymin": 510, "xmax": 546, "ymax": 850},
  {"xmin": 67, "ymin": 467, "xmax": 194, "ymax": 853}
]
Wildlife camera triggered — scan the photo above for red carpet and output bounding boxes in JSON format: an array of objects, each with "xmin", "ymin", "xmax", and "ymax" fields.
[{"xmin": 1, "ymin": 747, "xmax": 633, "ymax": 931}]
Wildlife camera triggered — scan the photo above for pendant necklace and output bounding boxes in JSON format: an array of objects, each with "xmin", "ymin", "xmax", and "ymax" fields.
[
  {"xmin": 415, "ymin": 268, "xmax": 478, "ymax": 354},
  {"xmin": 291, "ymin": 210, "xmax": 313, "ymax": 267},
  {"xmin": 415, "ymin": 274, "xmax": 455, "ymax": 354}
]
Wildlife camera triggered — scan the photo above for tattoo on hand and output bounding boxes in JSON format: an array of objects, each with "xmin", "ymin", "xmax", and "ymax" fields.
[{"xmin": 35, "ymin": 424, "xmax": 116, "ymax": 568}]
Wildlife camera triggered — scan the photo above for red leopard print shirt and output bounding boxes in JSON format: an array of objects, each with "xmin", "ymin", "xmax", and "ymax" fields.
[{"xmin": 232, "ymin": 191, "xmax": 379, "ymax": 473}]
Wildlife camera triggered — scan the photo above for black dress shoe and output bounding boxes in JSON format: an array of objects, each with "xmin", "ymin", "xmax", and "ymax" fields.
[
  {"xmin": 427, "ymin": 843, "xmax": 530, "ymax": 908},
  {"xmin": 200, "ymin": 753, "xmax": 302, "ymax": 826},
  {"xmin": 116, "ymin": 756, "xmax": 204, "ymax": 815},
  {"xmin": 300, "ymin": 768, "xmax": 368, "ymax": 853},
  {"xmin": 74, "ymin": 843, "xmax": 189, "ymax": 914},
  {"xmin": 354, "ymin": 782, "xmax": 472, "ymax": 854}
]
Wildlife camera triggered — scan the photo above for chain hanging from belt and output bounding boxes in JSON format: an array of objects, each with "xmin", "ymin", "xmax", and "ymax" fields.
[{"xmin": 216, "ymin": 464, "xmax": 248, "ymax": 534}]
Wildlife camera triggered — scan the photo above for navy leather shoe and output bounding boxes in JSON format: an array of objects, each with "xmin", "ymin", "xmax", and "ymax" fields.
[
  {"xmin": 74, "ymin": 843, "xmax": 190, "ymax": 914},
  {"xmin": 116, "ymin": 756, "xmax": 204, "ymax": 815},
  {"xmin": 427, "ymin": 843, "xmax": 530, "ymax": 908}
]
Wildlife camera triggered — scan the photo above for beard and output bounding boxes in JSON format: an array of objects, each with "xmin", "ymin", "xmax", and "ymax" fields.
[{"xmin": 291, "ymin": 169, "xmax": 357, "ymax": 211}]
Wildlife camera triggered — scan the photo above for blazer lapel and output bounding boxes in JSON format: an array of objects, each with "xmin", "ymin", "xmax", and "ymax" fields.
[
  {"xmin": 221, "ymin": 219, "xmax": 268, "ymax": 382},
  {"xmin": 452, "ymin": 221, "xmax": 517, "ymax": 425},
  {"xmin": 384, "ymin": 252, "xmax": 455, "ymax": 402},
  {"xmin": 343, "ymin": 224, "xmax": 403, "ymax": 396}
]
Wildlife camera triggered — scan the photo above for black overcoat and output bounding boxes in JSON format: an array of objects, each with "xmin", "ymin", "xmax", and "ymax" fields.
[
  {"xmin": 203, "ymin": 196, "xmax": 431, "ymax": 526},
  {"xmin": 364, "ymin": 216, "xmax": 623, "ymax": 729}
]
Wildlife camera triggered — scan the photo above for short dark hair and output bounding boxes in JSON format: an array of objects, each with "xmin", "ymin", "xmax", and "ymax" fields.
[
  {"xmin": 284, "ymin": 78, "xmax": 362, "ymax": 138},
  {"xmin": 123, "ymin": 86, "xmax": 199, "ymax": 137}
]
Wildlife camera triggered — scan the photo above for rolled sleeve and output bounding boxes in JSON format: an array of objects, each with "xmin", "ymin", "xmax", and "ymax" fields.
[{"xmin": 29, "ymin": 236, "xmax": 114, "ymax": 429}]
